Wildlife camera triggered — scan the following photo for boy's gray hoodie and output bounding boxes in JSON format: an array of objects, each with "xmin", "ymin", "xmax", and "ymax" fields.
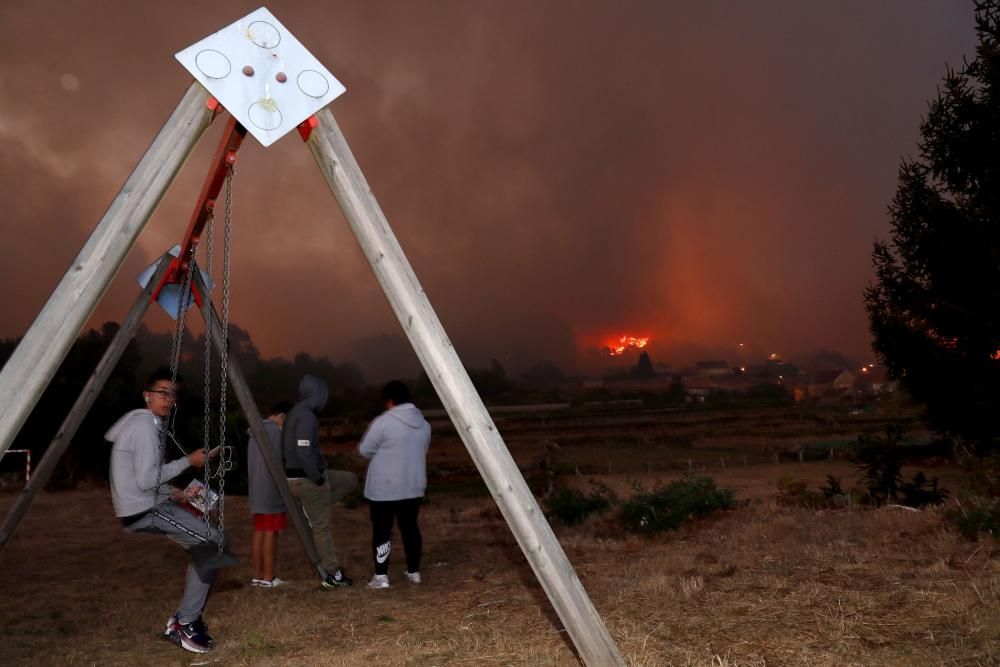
[
  {"xmin": 281, "ymin": 375, "xmax": 328, "ymax": 485},
  {"xmin": 106, "ymin": 409, "xmax": 190, "ymax": 517},
  {"xmin": 247, "ymin": 419, "xmax": 285, "ymax": 514},
  {"xmin": 358, "ymin": 403, "xmax": 430, "ymax": 501}
]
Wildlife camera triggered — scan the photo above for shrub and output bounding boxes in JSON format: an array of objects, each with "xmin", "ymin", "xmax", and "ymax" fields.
[
  {"xmin": 775, "ymin": 476, "xmax": 820, "ymax": 508},
  {"xmin": 618, "ymin": 475, "xmax": 735, "ymax": 534},
  {"xmin": 957, "ymin": 450, "xmax": 1000, "ymax": 497},
  {"xmin": 543, "ymin": 482, "xmax": 616, "ymax": 526},
  {"xmin": 899, "ymin": 472, "xmax": 948, "ymax": 507},
  {"xmin": 854, "ymin": 425, "xmax": 947, "ymax": 507},
  {"xmin": 855, "ymin": 426, "xmax": 905, "ymax": 505},
  {"xmin": 948, "ymin": 496, "xmax": 1000, "ymax": 540},
  {"xmin": 775, "ymin": 475, "xmax": 852, "ymax": 509}
]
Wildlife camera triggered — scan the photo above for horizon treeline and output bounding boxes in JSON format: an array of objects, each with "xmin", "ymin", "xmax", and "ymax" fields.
[{"xmin": 0, "ymin": 321, "xmax": 572, "ymax": 487}]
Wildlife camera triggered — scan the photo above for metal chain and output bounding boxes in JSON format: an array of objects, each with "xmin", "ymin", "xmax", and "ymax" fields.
[
  {"xmin": 215, "ymin": 164, "xmax": 236, "ymax": 547},
  {"xmin": 201, "ymin": 215, "xmax": 215, "ymax": 539},
  {"xmin": 168, "ymin": 256, "xmax": 197, "ymax": 435},
  {"xmin": 153, "ymin": 246, "xmax": 198, "ymax": 523}
]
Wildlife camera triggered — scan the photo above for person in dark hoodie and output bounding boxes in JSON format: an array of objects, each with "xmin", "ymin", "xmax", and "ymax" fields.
[
  {"xmin": 106, "ymin": 369, "xmax": 234, "ymax": 654},
  {"xmin": 358, "ymin": 380, "xmax": 431, "ymax": 589},
  {"xmin": 282, "ymin": 374, "xmax": 358, "ymax": 588}
]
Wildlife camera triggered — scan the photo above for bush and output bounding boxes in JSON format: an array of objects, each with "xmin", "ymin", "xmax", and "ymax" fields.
[
  {"xmin": 957, "ymin": 450, "xmax": 1000, "ymax": 497},
  {"xmin": 948, "ymin": 496, "xmax": 1000, "ymax": 540},
  {"xmin": 855, "ymin": 426, "xmax": 905, "ymax": 505},
  {"xmin": 618, "ymin": 475, "xmax": 735, "ymax": 534},
  {"xmin": 899, "ymin": 472, "xmax": 948, "ymax": 507},
  {"xmin": 775, "ymin": 476, "xmax": 820, "ymax": 508},
  {"xmin": 543, "ymin": 483, "xmax": 616, "ymax": 526},
  {"xmin": 854, "ymin": 425, "xmax": 947, "ymax": 507},
  {"xmin": 776, "ymin": 475, "xmax": 851, "ymax": 509}
]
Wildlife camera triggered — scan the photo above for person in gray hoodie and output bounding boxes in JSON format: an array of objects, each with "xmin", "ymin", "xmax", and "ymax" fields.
[
  {"xmin": 282, "ymin": 374, "xmax": 358, "ymax": 588},
  {"xmin": 106, "ymin": 369, "xmax": 233, "ymax": 654},
  {"xmin": 358, "ymin": 380, "xmax": 431, "ymax": 589},
  {"xmin": 247, "ymin": 400, "xmax": 291, "ymax": 587}
]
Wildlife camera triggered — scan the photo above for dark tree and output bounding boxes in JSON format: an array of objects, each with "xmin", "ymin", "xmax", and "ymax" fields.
[
  {"xmin": 520, "ymin": 361, "xmax": 566, "ymax": 390},
  {"xmin": 865, "ymin": 1, "xmax": 1000, "ymax": 453},
  {"xmin": 634, "ymin": 351, "xmax": 655, "ymax": 378}
]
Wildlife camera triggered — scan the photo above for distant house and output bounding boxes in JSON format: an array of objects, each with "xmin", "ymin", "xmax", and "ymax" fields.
[
  {"xmin": 695, "ymin": 360, "xmax": 732, "ymax": 377},
  {"xmin": 680, "ymin": 375, "xmax": 758, "ymax": 399},
  {"xmin": 857, "ymin": 366, "xmax": 897, "ymax": 396},
  {"xmin": 806, "ymin": 369, "xmax": 856, "ymax": 403}
]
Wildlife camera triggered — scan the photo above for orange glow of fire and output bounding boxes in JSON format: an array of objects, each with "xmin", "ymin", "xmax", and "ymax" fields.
[{"xmin": 605, "ymin": 335, "xmax": 650, "ymax": 356}]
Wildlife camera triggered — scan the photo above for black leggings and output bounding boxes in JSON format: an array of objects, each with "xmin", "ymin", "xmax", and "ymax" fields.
[{"xmin": 369, "ymin": 497, "xmax": 422, "ymax": 575}]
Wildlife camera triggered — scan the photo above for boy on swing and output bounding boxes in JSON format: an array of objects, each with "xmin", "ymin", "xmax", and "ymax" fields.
[{"xmin": 106, "ymin": 369, "xmax": 235, "ymax": 654}]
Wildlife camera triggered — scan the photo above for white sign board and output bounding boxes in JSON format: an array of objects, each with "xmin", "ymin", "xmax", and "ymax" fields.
[{"xmin": 175, "ymin": 7, "xmax": 345, "ymax": 147}]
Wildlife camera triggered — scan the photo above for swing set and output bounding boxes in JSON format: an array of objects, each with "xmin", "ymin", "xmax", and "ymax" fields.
[{"xmin": 0, "ymin": 8, "xmax": 624, "ymax": 665}]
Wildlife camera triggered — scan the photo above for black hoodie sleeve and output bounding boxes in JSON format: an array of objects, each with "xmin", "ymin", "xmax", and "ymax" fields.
[{"xmin": 282, "ymin": 406, "xmax": 325, "ymax": 484}]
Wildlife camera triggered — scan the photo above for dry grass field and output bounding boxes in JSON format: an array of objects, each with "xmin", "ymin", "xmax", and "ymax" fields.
[{"xmin": 1, "ymin": 404, "xmax": 998, "ymax": 665}]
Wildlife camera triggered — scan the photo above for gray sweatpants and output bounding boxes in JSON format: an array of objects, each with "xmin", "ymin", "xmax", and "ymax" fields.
[{"xmin": 126, "ymin": 500, "xmax": 229, "ymax": 625}]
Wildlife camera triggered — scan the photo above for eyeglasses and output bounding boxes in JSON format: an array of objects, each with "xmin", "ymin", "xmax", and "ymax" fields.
[{"xmin": 147, "ymin": 389, "xmax": 177, "ymax": 399}]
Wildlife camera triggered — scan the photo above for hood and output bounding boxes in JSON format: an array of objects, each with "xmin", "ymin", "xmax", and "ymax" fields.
[
  {"xmin": 386, "ymin": 403, "xmax": 427, "ymax": 429},
  {"xmin": 298, "ymin": 375, "xmax": 329, "ymax": 414},
  {"xmin": 105, "ymin": 408, "xmax": 155, "ymax": 442}
]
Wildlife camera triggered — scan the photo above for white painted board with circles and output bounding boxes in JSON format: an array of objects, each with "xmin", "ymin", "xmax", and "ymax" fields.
[{"xmin": 175, "ymin": 7, "xmax": 345, "ymax": 147}]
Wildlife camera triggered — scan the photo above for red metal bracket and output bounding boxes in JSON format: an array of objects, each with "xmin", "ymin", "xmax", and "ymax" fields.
[
  {"xmin": 297, "ymin": 115, "xmax": 318, "ymax": 142},
  {"xmin": 206, "ymin": 96, "xmax": 226, "ymax": 120},
  {"xmin": 152, "ymin": 114, "xmax": 247, "ymax": 307}
]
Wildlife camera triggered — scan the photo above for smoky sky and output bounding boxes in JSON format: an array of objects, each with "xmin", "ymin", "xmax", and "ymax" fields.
[{"xmin": 0, "ymin": 1, "xmax": 977, "ymax": 381}]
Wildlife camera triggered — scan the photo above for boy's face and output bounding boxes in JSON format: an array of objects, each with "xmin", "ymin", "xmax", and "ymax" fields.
[{"xmin": 144, "ymin": 380, "xmax": 177, "ymax": 418}]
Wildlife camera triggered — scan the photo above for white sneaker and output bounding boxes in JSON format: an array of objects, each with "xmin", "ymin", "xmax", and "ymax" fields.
[
  {"xmin": 367, "ymin": 574, "xmax": 390, "ymax": 589},
  {"xmin": 252, "ymin": 577, "xmax": 287, "ymax": 587},
  {"xmin": 404, "ymin": 571, "xmax": 421, "ymax": 584}
]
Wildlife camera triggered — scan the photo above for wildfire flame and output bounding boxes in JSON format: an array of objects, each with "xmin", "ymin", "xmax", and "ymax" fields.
[{"xmin": 605, "ymin": 335, "xmax": 650, "ymax": 356}]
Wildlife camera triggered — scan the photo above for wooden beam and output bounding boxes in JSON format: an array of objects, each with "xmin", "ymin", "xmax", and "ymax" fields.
[
  {"xmin": 194, "ymin": 278, "xmax": 330, "ymax": 581},
  {"xmin": 0, "ymin": 82, "xmax": 215, "ymax": 459},
  {"xmin": 0, "ymin": 253, "xmax": 172, "ymax": 551},
  {"xmin": 306, "ymin": 108, "xmax": 624, "ymax": 666}
]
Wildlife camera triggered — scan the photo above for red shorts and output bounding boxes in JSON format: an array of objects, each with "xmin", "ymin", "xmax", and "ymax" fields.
[{"xmin": 253, "ymin": 512, "xmax": 287, "ymax": 532}]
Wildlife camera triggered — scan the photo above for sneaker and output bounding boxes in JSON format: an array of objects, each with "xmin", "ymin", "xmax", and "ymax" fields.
[
  {"xmin": 404, "ymin": 571, "xmax": 421, "ymax": 584},
  {"xmin": 252, "ymin": 577, "xmax": 287, "ymax": 587},
  {"xmin": 190, "ymin": 617, "xmax": 213, "ymax": 645},
  {"xmin": 367, "ymin": 574, "xmax": 390, "ymax": 589},
  {"xmin": 321, "ymin": 569, "xmax": 352, "ymax": 589},
  {"xmin": 163, "ymin": 613, "xmax": 180, "ymax": 640},
  {"xmin": 175, "ymin": 617, "xmax": 214, "ymax": 654}
]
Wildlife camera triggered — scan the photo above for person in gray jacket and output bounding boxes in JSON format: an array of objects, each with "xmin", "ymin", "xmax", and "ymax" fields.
[
  {"xmin": 106, "ymin": 370, "xmax": 231, "ymax": 654},
  {"xmin": 282, "ymin": 374, "xmax": 358, "ymax": 588},
  {"xmin": 358, "ymin": 380, "xmax": 431, "ymax": 589},
  {"xmin": 247, "ymin": 400, "xmax": 291, "ymax": 587}
]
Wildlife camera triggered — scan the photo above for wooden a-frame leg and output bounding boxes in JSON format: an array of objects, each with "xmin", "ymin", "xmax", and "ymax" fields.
[
  {"xmin": 0, "ymin": 82, "xmax": 214, "ymax": 460},
  {"xmin": 0, "ymin": 253, "xmax": 173, "ymax": 551},
  {"xmin": 305, "ymin": 108, "xmax": 624, "ymax": 666}
]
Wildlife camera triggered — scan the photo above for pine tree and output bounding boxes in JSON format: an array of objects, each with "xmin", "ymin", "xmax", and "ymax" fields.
[
  {"xmin": 865, "ymin": 1, "xmax": 1000, "ymax": 453},
  {"xmin": 634, "ymin": 351, "xmax": 655, "ymax": 378}
]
